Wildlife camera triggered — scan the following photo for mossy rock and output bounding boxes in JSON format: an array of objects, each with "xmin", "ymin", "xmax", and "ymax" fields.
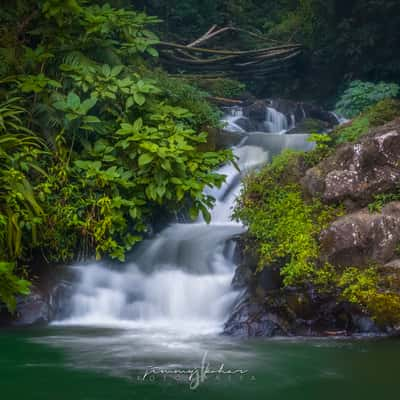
[
  {"xmin": 288, "ymin": 118, "xmax": 330, "ymax": 134},
  {"xmin": 331, "ymin": 98, "xmax": 400, "ymax": 144}
]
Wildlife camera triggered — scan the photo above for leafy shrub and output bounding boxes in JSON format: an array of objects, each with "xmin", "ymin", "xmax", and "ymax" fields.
[
  {"xmin": 365, "ymin": 98, "xmax": 400, "ymax": 126},
  {"xmin": 335, "ymin": 80, "xmax": 400, "ymax": 119},
  {"xmin": 368, "ymin": 189, "xmax": 400, "ymax": 213},
  {"xmin": 234, "ymin": 150, "xmax": 340, "ymax": 286},
  {"xmin": 332, "ymin": 98, "xmax": 400, "ymax": 144},
  {"xmin": 338, "ymin": 266, "xmax": 400, "ymax": 325},
  {"xmin": 0, "ymin": 262, "xmax": 31, "ymax": 312},
  {"xmin": 304, "ymin": 133, "xmax": 334, "ymax": 167},
  {"xmin": 0, "ymin": 98, "xmax": 46, "ymax": 261},
  {"xmin": 196, "ymin": 78, "xmax": 246, "ymax": 99},
  {"xmin": 154, "ymin": 71, "xmax": 221, "ymax": 129},
  {"xmin": 0, "ymin": 0, "xmax": 233, "ymax": 310}
]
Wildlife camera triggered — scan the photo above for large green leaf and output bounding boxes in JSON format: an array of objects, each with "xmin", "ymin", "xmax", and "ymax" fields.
[
  {"xmin": 138, "ymin": 153, "xmax": 154, "ymax": 167},
  {"xmin": 67, "ymin": 92, "xmax": 81, "ymax": 109}
]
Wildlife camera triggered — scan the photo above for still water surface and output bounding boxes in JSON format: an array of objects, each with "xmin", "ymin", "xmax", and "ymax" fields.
[{"xmin": 1, "ymin": 327, "xmax": 399, "ymax": 400}]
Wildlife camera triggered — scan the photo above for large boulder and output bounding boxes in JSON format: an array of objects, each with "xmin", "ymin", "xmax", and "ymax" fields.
[
  {"xmin": 302, "ymin": 119, "xmax": 400, "ymax": 206},
  {"xmin": 320, "ymin": 202, "xmax": 400, "ymax": 267}
]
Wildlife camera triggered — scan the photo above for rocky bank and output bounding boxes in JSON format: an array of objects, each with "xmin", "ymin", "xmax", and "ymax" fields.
[{"xmin": 224, "ymin": 117, "xmax": 400, "ymax": 337}]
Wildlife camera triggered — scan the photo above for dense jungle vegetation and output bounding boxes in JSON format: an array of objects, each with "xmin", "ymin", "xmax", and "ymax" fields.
[
  {"xmin": 0, "ymin": 0, "xmax": 233, "ymax": 311},
  {"xmin": 1, "ymin": 0, "xmax": 400, "ymax": 321}
]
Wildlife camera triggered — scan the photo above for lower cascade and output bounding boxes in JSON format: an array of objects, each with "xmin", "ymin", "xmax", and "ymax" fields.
[{"xmin": 56, "ymin": 106, "xmax": 314, "ymax": 335}]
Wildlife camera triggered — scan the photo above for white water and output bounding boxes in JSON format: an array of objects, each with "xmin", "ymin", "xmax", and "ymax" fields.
[
  {"xmin": 265, "ymin": 107, "xmax": 289, "ymax": 133},
  {"xmin": 56, "ymin": 106, "xmax": 313, "ymax": 338},
  {"xmin": 221, "ymin": 105, "xmax": 290, "ymax": 134},
  {"xmin": 221, "ymin": 106, "xmax": 246, "ymax": 133}
]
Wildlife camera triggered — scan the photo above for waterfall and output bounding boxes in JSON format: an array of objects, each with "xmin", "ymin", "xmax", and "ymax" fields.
[
  {"xmin": 264, "ymin": 107, "xmax": 288, "ymax": 133},
  {"xmin": 56, "ymin": 105, "xmax": 312, "ymax": 336}
]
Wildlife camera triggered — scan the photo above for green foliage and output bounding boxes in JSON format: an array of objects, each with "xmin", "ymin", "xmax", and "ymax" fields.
[
  {"xmin": 338, "ymin": 267, "xmax": 379, "ymax": 305},
  {"xmin": 0, "ymin": 262, "xmax": 31, "ymax": 313},
  {"xmin": 196, "ymin": 78, "xmax": 246, "ymax": 99},
  {"xmin": 335, "ymin": 81, "xmax": 400, "ymax": 119},
  {"xmin": 0, "ymin": 0, "xmax": 232, "ymax": 309},
  {"xmin": 368, "ymin": 190, "xmax": 400, "ymax": 213},
  {"xmin": 234, "ymin": 150, "xmax": 340, "ymax": 286},
  {"xmin": 364, "ymin": 98, "xmax": 400, "ymax": 127},
  {"xmin": 304, "ymin": 133, "xmax": 333, "ymax": 167},
  {"xmin": 0, "ymin": 97, "xmax": 46, "ymax": 261},
  {"xmin": 338, "ymin": 266, "xmax": 400, "ymax": 325},
  {"xmin": 332, "ymin": 99, "xmax": 400, "ymax": 144},
  {"xmin": 153, "ymin": 72, "xmax": 221, "ymax": 129},
  {"xmin": 333, "ymin": 114, "xmax": 370, "ymax": 144}
]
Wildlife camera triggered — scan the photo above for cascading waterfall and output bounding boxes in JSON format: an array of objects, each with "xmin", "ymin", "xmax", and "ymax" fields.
[
  {"xmin": 56, "ymin": 105, "xmax": 313, "ymax": 336},
  {"xmin": 264, "ymin": 107, "xmax": 289, "ymax": 133},
  {"xmin": 221, "ymin": 105, "xmax": 290, "ymax": 134}
]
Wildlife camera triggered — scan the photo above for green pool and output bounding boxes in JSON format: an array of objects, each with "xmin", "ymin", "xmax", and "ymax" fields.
[{"xmin": 1, "ymin": 327, "xmax": 399, "ymax": 400}]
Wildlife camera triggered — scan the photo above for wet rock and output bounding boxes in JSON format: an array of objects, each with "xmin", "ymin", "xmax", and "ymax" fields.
[
  {"xmin": 234, "ymin": 117, "xmax": 256, "ymax": 132},
  {"xmin": 320, "ymin": 203, "xmax": 400, "ymax": 267},
  {"xmin": 384, "ymin": 259, "xmax": 400, "ymax": 269},
  {"xmin": 216, "ymin": 129, "xmax": 245, "ymax": 149},
  {"xmin": 286, "ymin": 292, "xmax": 314, "ymax": 320},
  {"xmin": 0, "ymin": 265, "xmax": 76, "ymax": 327},
  {"xmin": 231, "ymin": 264, "xmax": 253, "ymax": 290},
  {"xmin": 301, "ymin": 103, "xmax": 338, "ymax": 126},
  {"xmin": 224, "ymin": 272, "xmax": 387, "ymax": 337},
  {"xmin": 243, "ymin": 100, "xmax": 267, "ymax": 122},
  {"xmin": 12, "ymin": 289, "xmax": 51, "ymax": 326},
  {"xmin": 302, "ymin": 120, "xmax": 400, "ymax": 206},
  {"xmin": 351, "ymin": 315, "xmax": 381, "ymax": 334},
  {"xmin": 223, "ymin": 295, "xmax": 287, "ymax": 337},
  {"xmin": 257, "ymin": 265, "xmax": 283, "ymax": 292}
]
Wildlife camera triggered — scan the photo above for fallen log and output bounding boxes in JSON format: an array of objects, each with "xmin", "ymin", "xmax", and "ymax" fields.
[{"xmin": 207, "ymin": 96, "xmax": 244, "ymax": 106}]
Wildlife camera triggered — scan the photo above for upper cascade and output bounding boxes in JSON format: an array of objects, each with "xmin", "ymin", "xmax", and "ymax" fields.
[
  {"xmin": 222, "ymin": 100, "xmax": 339, "ymax": 134},
  {"xmin": 222, "ymin": 105, "xmax": 290, "ymax": 134}
]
